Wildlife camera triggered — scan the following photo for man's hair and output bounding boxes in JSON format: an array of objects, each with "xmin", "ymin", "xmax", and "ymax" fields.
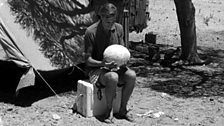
[{"xmin": 98, "ymin": 3, "xmax": 117, "ymax": 17}]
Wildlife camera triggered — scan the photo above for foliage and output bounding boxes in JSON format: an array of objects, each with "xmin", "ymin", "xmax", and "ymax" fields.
[{"xmin": 8, "ymin": 0, "xmax": 94, "ymax": 68}]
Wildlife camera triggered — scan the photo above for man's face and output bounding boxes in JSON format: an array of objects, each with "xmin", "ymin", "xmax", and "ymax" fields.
[{"xmin": 101, "ymin": 13, "xmax": 116, "ymax": 31}]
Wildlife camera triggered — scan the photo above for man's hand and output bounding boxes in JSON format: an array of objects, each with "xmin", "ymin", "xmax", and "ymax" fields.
[{"xmin": 102, "ymin": 59, "xmax": 118, "ymax": 69}]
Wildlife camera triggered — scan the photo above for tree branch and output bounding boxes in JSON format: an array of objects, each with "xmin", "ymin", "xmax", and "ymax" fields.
[
  {"xmin": 44, "ymin": 0, "xmax": 92, "ymax": 16},
  {"xmin": 28, "ymin": 0, "xmax": 75, "ymax": 29}
]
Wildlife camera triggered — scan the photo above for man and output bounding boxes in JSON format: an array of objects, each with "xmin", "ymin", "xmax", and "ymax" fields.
[
  {"xmin": 84, "ymin": 3, "xmax": 136, "ymax": 123},
  {"xmin": 174, "ymin": 0, "xmax": 209, "ymax": 65}
]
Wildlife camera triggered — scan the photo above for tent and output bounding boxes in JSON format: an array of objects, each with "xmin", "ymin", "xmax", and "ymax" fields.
[{"xmin": 0, "ymin": 0, "xmax": 86, "ymax": 105}]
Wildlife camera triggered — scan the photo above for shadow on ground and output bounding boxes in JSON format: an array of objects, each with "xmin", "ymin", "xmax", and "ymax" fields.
[
  {"xmin": 131, "ymin": 45, "xmax": 224, "ymax": 98},
  {"xmin": 0, "ymin": 61, "xmax": 87, "ymax": 106}
]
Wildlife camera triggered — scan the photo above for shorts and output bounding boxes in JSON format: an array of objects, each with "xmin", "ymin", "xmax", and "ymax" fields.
[
  {"xmin": 88, "ymin": 67, "xmax": 128, "ymax": 88},
  {"xmin": 88, "ymin": 68, "xmax": 104, "ymax": 85}
]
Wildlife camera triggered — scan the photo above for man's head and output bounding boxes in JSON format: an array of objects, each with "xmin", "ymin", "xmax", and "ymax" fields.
[{"xmin": 98, "ymin": 3, "xmax": 117, "ymax": 31}]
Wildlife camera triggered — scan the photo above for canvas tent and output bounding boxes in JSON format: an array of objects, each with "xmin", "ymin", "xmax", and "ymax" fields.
[
  {"xmin": 0, "ymin": 1, "xmax": 37, "ymax": 93},
  {"xmin": 0, "ymin": 0, "xmax": 86, "ymax": 101},
  {"xmin": 0, "ymin": 0, "xmax": 54, "ymax": 70}
]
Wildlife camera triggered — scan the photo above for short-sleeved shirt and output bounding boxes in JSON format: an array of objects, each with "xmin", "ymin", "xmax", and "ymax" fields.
[
  {"xmin": 84, "ymin": 21, "xmax": 124, "ymax": 62},
  {"xmin": 84, "ymin": 21, "xmax": 125, "ymax": 84}
]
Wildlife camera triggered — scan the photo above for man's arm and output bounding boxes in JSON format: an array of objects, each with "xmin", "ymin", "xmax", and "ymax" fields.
[
  {"xmin": 85, "ymin": 47, "xmax": 104, "ymax": 67},
  {"xmin": 84, "ymin": 31, "xmax": 117, "ymax": 69},
  {"xmin": 84, "ymin": 31, "xmax": 104, "ymax": 67}
]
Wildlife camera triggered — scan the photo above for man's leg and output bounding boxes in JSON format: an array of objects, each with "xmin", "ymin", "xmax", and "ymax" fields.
[
  {"xmin": 174, "ymin": 0, "xmax": 208, "ymax": 64},
  {"xmin": 117, "ymin": 68, "xmax": 136, "ymax": 121},
  {"xmin": 99, "ymin": 71, "xmax": 118, "ymax": 120}
]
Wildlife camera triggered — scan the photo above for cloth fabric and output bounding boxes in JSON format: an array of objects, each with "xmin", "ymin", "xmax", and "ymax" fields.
[{"xmin": 0, "ymin": 18, "xmax": 30, "ymax": 67}]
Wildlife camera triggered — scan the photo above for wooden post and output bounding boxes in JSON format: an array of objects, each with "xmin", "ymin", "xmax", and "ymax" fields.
[{"xmin": 123, "ymin": 9, "xmax": 129, "ymax": 48}]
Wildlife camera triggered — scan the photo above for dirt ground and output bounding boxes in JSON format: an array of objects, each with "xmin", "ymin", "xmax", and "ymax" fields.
[{"xmin": 1, "ymin": 0, "xmax": 224, "ymax": 126}]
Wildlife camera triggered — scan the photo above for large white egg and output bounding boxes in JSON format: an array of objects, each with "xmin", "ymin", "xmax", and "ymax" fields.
[{"xmin": 103, "ymin": 44, "xmax": 131, "ymax": 66}]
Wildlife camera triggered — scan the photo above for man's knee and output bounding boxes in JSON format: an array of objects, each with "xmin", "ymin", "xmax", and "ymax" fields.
[
  {"xmin": 102, "ymin": 72, "xmax": 119, "ymax": 85},
  {"xmin": 124, "ymin": 69, "xmax": 136, "ymax": 83}
]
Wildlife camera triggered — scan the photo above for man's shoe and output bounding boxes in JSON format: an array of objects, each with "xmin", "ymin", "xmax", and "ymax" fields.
[
  {"xmin": 187, "ymin": 58, "xmax": 212, "ymax": 66},
  {"xmin": 96, "ymin": 110, "xmax": 114, "ymax": 124},
  {"xmin": 96, "ymin": 114, "xmax": 114, "ymax": 124},
  {"xmin": 103, "ymin": 117, "xmax": 114, "ymax": 124},
  {"xmin": 171, "ymin": 58, "xmax": 212, "ymax": 66},
  {"xmin": 114, "ymin": 113, "xmax": 135, "ymax": 122}
]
